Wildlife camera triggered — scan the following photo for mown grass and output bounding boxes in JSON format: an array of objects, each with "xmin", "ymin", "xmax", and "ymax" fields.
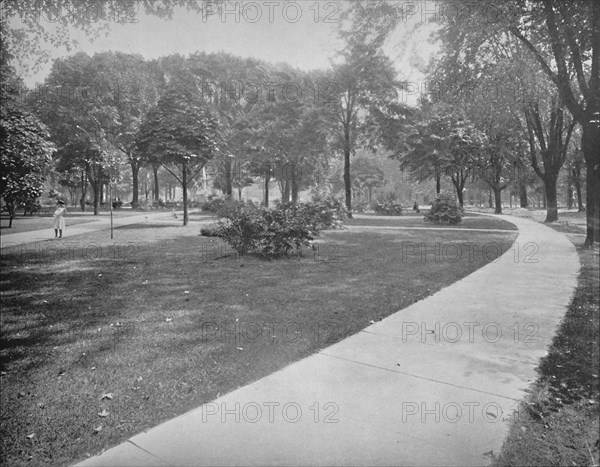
[
  {"xmin": 347, "ymin": 213, "xmax": 518, "ymax": 230},
  {"xmin": 494, "ymin": 245, "xmax": 599, "ymax": 466},
  {"xmin": 0, "ymin": 217, "xmax": 97, "ymax": 234},
  {"xmin": 0, "ymin": 221, "xmax": 517, "ymax": 466}
]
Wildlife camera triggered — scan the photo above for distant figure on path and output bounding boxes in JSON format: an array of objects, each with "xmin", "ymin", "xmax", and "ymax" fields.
[
  {"xmin": 53, "ymin": 200, "xmax": 66, "ymax": 238},
  {"xmin": 413, "ymin": 201, "xmax": 420, "ymax": 214}
]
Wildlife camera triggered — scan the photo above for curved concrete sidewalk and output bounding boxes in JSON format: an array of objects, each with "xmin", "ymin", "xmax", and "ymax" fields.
[{"xmin": 77, "ymin": 216, "xmax": 579, "ymax": 467}]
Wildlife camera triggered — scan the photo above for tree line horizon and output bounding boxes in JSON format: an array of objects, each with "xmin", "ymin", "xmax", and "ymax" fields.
[{"xmin": 1, "ymin": 0, "xmax": 598, "ymax": 245}]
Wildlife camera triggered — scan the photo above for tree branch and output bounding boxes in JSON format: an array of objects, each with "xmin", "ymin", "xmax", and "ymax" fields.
[{"xmin": 161, "ymin": 164, "xmax": 182, "ymax": 185}]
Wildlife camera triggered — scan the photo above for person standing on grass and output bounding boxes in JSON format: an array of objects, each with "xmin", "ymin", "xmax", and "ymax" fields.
[{"xmin": 52, "ymin": 200, "xmax": 66, "ymax": 238}]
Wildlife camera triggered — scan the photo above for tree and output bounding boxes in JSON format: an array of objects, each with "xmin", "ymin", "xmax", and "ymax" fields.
[
  {"xmin": 523, "ymin": 98, "xmax": 576, "ymax": 221},
  {"xmin": 138, "ymin": 83, "xmax": 222, "ymax": 225},
  {"xmin": 324, "ymin": 22, "xmax": 400, "ymax": 215},
  {"xmin": 351, "ymin": 152, "xmax": 385, "ymax": 203},
  {"xmin": 34, "ymin": 52, "xmax": 119, "ymax": 214},
  {"xmin": 345, "ymin": 0, "xmax": 599, "ymax": 243},
  {"xmin": 507, "ymin": 0, "xmax": 599, "ymax": 244},
  {"xmin": 105, "ymin": 53, "xmax": 159, "ymax": 209},
  {"xmin": 1, "ymin": 70, "xmax": 55, "ymax": 226},
  {"xmin": 1, "ymin": 1, "xmax": 209, "ymax": 73}
]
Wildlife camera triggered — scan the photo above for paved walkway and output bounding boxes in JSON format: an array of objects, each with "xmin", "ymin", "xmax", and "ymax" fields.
[
  {"xmin": 0, "ymin": 210, "xmax": 213, "ymax": 248},
  {"xmin": 73, "ymin": 215, "xmax": 579, "ymax": 466}
]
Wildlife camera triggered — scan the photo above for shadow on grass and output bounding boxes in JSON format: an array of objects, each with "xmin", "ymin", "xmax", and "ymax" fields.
[
  {"xmin": 0, "ymin": 257, "xmax": 132, "ymax": 374},
  {"xmin": 0, "ymin": 226, "xmax": 518, "ymax": 466}
]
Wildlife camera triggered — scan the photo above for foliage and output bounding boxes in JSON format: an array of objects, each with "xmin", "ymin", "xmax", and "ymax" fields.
[
  {"xmin": 137, "ymin": 80, "xmax": 223, "ymax": 225},
  {"xmin": 371, "ymin": 199, "xmax": 404, "ymax": 216},
  {"xmin": 0, "ymin": 104, "xmax": 55, "ymax": 221},
  {"xmin": 207, "ymin": 193, "xmax": 348, "ymax": 258},
  {"xmin": 201, "ymin": 196, "xmax": 249, "ymax": 218},
  {"xmin": 211, "ymin": 203, "xmax": 317, "ymax": 258},
  {"xmin": 424, "ymin": 192, "xmax": 462, "ymax": 224},
  {"xmin": 199, "ymin": 223, "xmax": 221, "ymax": 237},
  {"xmin": 303, "ymin": 193, "xmax": 349, "ymax": 230}
]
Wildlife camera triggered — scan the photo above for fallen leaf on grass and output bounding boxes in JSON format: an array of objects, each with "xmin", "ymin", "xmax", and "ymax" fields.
[
  {"xmin": 100, "ymin": 393, "xmax": 114, "ymax": 400},
  {"xmin": 236, "ymin": 347, "xmax": 243, "ymax": 351},
  {"xmin": 98, "ymin": 409, "xmax": 109, "ymax": 417},
  {"xmin": 93, "ymin": 426, "xmax": 102, "ymax": 434},
  {"xmin": 165, "ymin": 318, "xmax": 172, "ymax": 322},
  {"xmin": 26, "ymin": 433, "xmax": 35, "ymax": 439}
]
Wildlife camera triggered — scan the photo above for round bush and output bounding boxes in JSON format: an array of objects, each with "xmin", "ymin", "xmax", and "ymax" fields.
[{"xmin": 424, "ymin": 192, "xmax": 462, "ymax": 224}]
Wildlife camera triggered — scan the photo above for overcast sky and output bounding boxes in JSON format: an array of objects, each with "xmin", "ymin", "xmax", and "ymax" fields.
[{"xmin": 12, "ymin": 0, "xmax": 438, "ymax": 103}]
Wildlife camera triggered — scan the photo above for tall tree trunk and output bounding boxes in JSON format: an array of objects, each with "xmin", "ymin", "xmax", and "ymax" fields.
[
  {"xmin": 224, "ymin": 159, "xmax": 233, "ymax": 198},
  {"xmin": 543, "ymin": 173, "xmax": 559, "ymax": 222},
  {"xmin": 291, "ymin": 163, "xmax": 298, "ymax": 206},
  {"xmin": 131, "ymin": 159, "xmax": 140, "ymax": 209},
  {"xmin": 572, "ymin": 166, "xmax": 584, "ymax": 212},
  {"xmin": 452, "ymin": 176, "xmax": 464, "ymax": 207},
  {"xmin": 238, "ymin": 186, "xmax": 242, "ymax": 201},
  {"xmin": 182, "ymin": 161, "xmax": 188, "ymax": 226},
  {"xmin": 519, "ymin": 184, "xmax": 528, "ymax": 208},
  {"xmin": 566, "ymin": 182, "xmax": 573, "ymax": 210},
  {"xmin": 92, "ymin": 180, "xmax": 100, "ymax": 215},
  {"xmin": 435, "ymin": 171, "xmax": 441, "ymax": 194},
  {"xmin": 264, "ymin": 165, "xmax": 270, "ymax": 207},
  {"xmin": 493, "ymin": 188, "xmax": 503, "ymax": 214},
  {"xmin": 343, "ymin": 146, "xmax": 352, "ymax": 217},
  {"xmin": 6, "ymin": 201, "xmax": 15, "ymax": 228},
  {"xmin": 488, "ymin": 189, "xmax": 493, "ymax": 208},
  {"xmin": 80, "ymin": 171, "xmax": 87, "ymax": 212},
  {"xmin": 282, "ymin": 178, "xmax": 290, "ymax": 204},
  {"xmin": 582, "ymin": 123, "xmax": 600, "ymax": 245},
  {"xmin": 152, "ymin": 163, "xmax": 160, "ymax": 202}
]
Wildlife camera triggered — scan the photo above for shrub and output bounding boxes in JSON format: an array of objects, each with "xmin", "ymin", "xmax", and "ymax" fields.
[
  {"xmin": 200, "ymin": 223, "xmax": 221, "ymax": 237},
  {"xmin": 371, "ymin": 199, "xmax": 404, "ymax": 216},
  {"xmin": 424, "ymin": 192, "xmax": 462, "ymax": 224},
  {"xmin": 306, "ymin": 193, "xmax": 348, "ymax": 229},
  {"xmin": 201, "ymin": 197, "xmax": 227, "ymax": 214},
  {"xmin": 212, "ymin": 204, "xmax": 316, "ymax": 258},
  {"xmin": 201, "ymin": 197, "xmax": 250, "ymax": 217}
]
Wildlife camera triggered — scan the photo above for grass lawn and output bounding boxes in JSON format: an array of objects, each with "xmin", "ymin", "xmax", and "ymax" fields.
[
  {"xmin": 494, "ymin": 243, "xmax": 599, "ymax": 466},
  {"xmin": 0, "ymin": 219, "xmax": 517, "ymax": 466},
  {"xmin": 347, "ymin": 213, "xmax": 518, "ymax": 230},
  {"xmin": 1, "ymin": 218, "xmax": 97, "ymax": 235},
  {"xmin": 1, "ymin": 209, "xmax": 160, "ymax": 235}
]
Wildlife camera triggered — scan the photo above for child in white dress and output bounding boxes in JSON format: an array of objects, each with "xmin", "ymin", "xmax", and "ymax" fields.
[{"xmin": 52, "ymin": 200, "xmax": 66, "ymax": 238}]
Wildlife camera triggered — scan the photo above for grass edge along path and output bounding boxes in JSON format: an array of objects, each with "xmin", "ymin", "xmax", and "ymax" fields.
[
  {"xmin": 493, "ymin": 240, "xmax": 599, "ymax": 467},
  {"xmin": 1, "ymin": 220, "xmax": 517, "ymax": 466}
]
